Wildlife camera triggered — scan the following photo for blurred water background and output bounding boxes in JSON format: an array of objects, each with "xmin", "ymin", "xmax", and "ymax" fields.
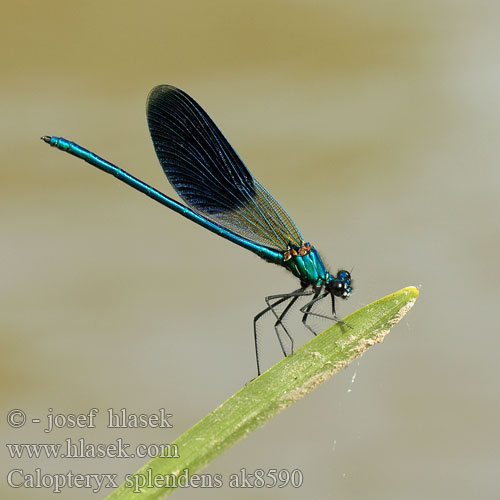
[{"xmin": 1, "ymin": 1, "xmax": 499, "ymax": 499}]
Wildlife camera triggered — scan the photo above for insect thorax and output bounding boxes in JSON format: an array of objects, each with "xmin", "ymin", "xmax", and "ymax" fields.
[{"xmin": 283, "ymin": 242, "xmax": 330, "ymax": 287}]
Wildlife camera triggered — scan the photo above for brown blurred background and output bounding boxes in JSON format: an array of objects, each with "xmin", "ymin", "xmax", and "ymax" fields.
[{"xmin": 2, "ymin": 1, "xmax": 499, "ymax": 499}]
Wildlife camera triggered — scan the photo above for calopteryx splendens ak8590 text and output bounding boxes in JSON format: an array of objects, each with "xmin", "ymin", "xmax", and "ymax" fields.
[{"xmin": 42, "ymin": 85, "xmax": 353, "ymax": 376}]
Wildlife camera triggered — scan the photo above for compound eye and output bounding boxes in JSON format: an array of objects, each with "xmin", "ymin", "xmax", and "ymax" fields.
[{"xmin": 333, "ymin": 280, "xmax": 345, "ymax": 297}]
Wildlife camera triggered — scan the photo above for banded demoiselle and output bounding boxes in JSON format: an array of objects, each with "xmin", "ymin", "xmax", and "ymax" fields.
[{"xmin": 42, "ymin": 85, "xmax": 352, "ymax": 375}]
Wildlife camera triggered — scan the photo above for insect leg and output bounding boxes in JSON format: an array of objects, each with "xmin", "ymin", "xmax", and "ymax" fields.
[
  {"xmin": 300, "ymin": 292, "xmax": 353, "ymax": 333},
  {"xmin": 253, "ymin": 287, "xmax": 312, "ymax": 376}
]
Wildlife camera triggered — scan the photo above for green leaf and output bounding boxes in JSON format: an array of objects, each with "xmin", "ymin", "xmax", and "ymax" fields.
[{"xmin": 106, "ymin": 286, "xmax": 419, "ymax": 499}]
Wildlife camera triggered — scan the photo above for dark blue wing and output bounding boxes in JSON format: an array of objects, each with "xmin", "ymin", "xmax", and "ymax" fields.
[{"xmin": 147, "ymin": 85, "xmax": 302, "ymax": 251}]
